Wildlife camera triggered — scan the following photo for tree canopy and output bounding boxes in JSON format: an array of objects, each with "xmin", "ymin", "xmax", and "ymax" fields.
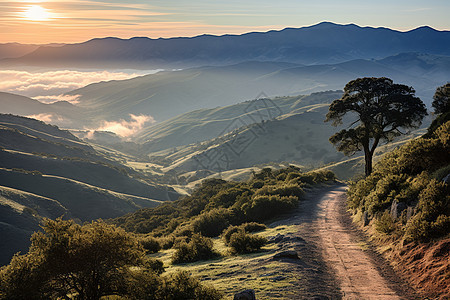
[
  {"xmin": 427, "ymin": 83, "xmax": 450, "ymax": 136},
  {"xmin": 325, "ymin": 77, "xmax": 427, "ymax": 176},
  {"xmin": 0, "ymin": 218, "xmax": 146, "ymax": 299},
  {"xmin": 0, "ymin": 219, "xmax": 221, "ymax": 300},
  {"xmin": 432, "ymin": 82, "xmax": 450, "ymax": 115}
]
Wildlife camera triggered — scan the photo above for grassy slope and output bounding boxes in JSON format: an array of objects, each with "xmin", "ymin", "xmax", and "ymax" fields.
[
  {"xmin": 136, "ymin": 95, "xmax": 305, "ymax": 152},
  {"xmin": 0, "ymin": 168, "xmax": 163, "ymax": 221},
  {"xmin": 159, "ymin": 103, "xmax": 345, "ymax": 173},
  {"xmin": 0, "ymin": 93, "xmax": 86, "ymax": 128},
  {"xmin": 0, "ymin": 186, "xmax": 68, "ymax": 265},
  {"xmin": 0, "ymin": 114, "xmax": 178, "ymax": 265}
]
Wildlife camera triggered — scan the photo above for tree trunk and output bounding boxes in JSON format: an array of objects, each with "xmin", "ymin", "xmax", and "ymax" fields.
[{"xmin": 364, "ymin": 150, "xmax": 373, "ymax": 177}]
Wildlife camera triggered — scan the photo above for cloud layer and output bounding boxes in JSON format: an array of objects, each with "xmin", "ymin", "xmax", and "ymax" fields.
[
  {"xmin": 86, "ymin": 114, "xmax": 155, "ymax": 138},
  {"xmin": 0, "ymin": 69, "xmax": 145, "ymax": 103}
]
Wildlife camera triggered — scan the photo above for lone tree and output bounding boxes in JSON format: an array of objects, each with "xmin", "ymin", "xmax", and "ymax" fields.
[{"xmin": 325, "ymin": 77, "xmax": 427, "ymax": 176}]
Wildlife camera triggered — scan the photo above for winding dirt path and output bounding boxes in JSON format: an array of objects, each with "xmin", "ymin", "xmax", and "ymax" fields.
[
  {"xmin": 312, "ymin": 185, "xmax": 411, "ymax": 299},
  {"xmin": 181, "ymin": 184, "xmax": 417, "ymax": 299}
]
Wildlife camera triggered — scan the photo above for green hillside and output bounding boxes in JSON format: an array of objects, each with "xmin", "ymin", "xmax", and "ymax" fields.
[
  {"xmin": 150, "ymin": 102, "xmax": 345, "ymax": 173},
  {"xmin": 137, "ymin": 91, "xmax": 342, "ymax": 154},
  {"xmin": 0, "ymin": 186, "xmax": 68, "ymax": 265},
  {"xmin": 0, "ymin": 93, "xmax": 87, "ymax": 128},
  {"xmin": 347, "ymin": 119, "xmax": 450, "ymax": 298},
  {"xmin": 0, "ymin": 114, "xmax": 179, "ymax": 266}
]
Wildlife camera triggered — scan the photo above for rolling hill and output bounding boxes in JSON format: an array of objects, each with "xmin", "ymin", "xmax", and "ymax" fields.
[
  {"xmin": 65, "ymin": 54, "xmax": 448, "ymax": 126},
  {"xmin": 160, "ymin": 103, "xmax": 345, "ymax": 173},
  {"xmin": 0, "ymin": 114, "xmax": 178, "ymax": 265},
  {"xmin": 0, "ymin": 92, "xmax": 88, "ymax": 128},
  {"xmin": 137, "ymin": 91, "xmax": 342, "ymax": 153},
  {"xmin": 0, "ymin": 185, "xmax": 69, "ymax": 265}
]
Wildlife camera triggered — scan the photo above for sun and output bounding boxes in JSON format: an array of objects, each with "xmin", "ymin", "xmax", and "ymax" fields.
[{"xmin": 22, "ymin": 5, "xmax": 52, "ymax": 21}]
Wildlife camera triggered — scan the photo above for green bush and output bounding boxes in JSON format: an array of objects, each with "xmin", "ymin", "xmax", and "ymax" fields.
[
  {"xmin": 222, "ymin": 222, "xmax": 266, "ymax": 246},
  {"xmin": 126, "ymin": 269, "xmax": 162, "ymax": 300},
  {"xmin": 140, "ymin": 236, "xmax": 161, "ymax": 253},
  {"xmin": 207, "ymin": 187, "xmax": 250, "ymax": 209},
  {"xmin": 143, "ymin": 257, "xmax": 165, "ymax": 275},
  {"xmin": 126, "ymin": 271, "xmax": 222, "ymax": 300},
  {"xmin": 228, "ymin": 231, "xmax": 267, "ymax": 254},
  {"xmin": 160, "ymin": 271, "xmax": 223, "ymax": 300},
  {"xmin": 405, "ymin": 213, "xmax": 431, "ymax": 242},
  {"xmin": 375, "ymin": 211, "xmax": 395, "ymax": 234},
  {"xmin": 192, "ymin": 208, "xmax": 232, "ymax": 237},
  {"xmin": 255, "ymin": 183, "xmax": 303, "ymax": 198},
  {"xmin": 172, "ymin": 234, "xmax": 219, "ymax": 264},
  {"xmin": 241, "ymin": 222, "xmax": 266, "ymax": 233},
  {"xmin": 158, "ymin": 235, "xmax": 175, "ymax": 250},
  {"xmin": 222, "ymin": 225, "xmax": 241, "ymax": 246},
  {"xmin": 243, "ymin": 194, "xmax": 298, "ymax": 221},
  {"xmin": 417, "ymin": 180, "xmax": 450, "ymax": 222},
  {"xmin": 290, "ymin": 170, "xmax": 335, "ymax": 185},
  {"xmin": 348, "ymin": 121, "xmax": 450, "ymax": 243}
]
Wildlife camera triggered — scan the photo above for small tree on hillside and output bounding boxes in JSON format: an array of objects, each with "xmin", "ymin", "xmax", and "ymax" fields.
[
  {"xmin": 325, "ymin": 77, "xmax": 427, "ymax": 176},
  {"xmin": 427, "ymin": 83, "xmax": 450, "ymax": 136},
  {"xmin": 0, "ymin": 218, "xmax": 146, "ymax": 300},
  {"xmin": 432, "ymin": 82, "xmax": 450, "ymax": 115}
]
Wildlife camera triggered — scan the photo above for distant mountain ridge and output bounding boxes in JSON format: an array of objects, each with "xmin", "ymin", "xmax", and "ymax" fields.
[
  {"xmin": 67, "ymin": 53, "xmax": 450, "ymax": 125},
  {"xmin": 2, "ymin": 22, "xmax": 450, "ymax": 69}
]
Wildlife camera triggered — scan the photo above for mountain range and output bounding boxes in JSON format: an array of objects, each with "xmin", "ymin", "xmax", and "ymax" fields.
[{"xmin": 1, "ymin": 22, "xmax": 450, "ymax": 69}]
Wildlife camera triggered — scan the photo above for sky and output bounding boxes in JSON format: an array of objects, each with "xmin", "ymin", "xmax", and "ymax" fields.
[{"xmin": 0, "ymin": 0, "xmax": 449, "ymax": 44}]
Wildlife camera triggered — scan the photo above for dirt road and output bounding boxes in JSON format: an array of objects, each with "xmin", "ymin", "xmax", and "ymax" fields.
[
  {"xmin": 173, "ymin": 184, "xmax": 417, "ymax": 299},
  {"xmin": 312, "ymin": 185, "xmax": 409, "ymax": 299}
]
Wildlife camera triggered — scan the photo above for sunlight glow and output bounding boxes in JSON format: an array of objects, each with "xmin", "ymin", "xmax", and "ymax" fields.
[{"xmin": 22, "ymin": 5, "xmax": 52, "ymax": 21}]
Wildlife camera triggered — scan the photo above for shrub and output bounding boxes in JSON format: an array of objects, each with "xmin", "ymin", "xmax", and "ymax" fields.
[
  {"xmin": 140, "ymin": 236, "xmax": 161, "ymax": 253},
  {"xmin": 172, "ymin": 234, "xmax": 219, "ymax": 264},
  {"xmin": 127, "ymin": 271, "xmax": 222, "ymax": 300},
  {"xmin": 222, "ymin": 225, "xmax": 241, "ymax": 245},
  {"xmin": 192, "ymin": 208, "xmax": 232, "ymax": 237},
  {"xmin": 228, "ymin": 231, "xmax": 267, "ymax": 254},
  {"xmin": 375, "ymin": 211, "xmax": 395, "ymax": 234},
  {"xmin": 160, "ymin": 271, "xmax": 223, "ymax": 300},
  {"xmin": 255, "ymin": 183, "xmax": 303, "ymax": 198},
  {"xmin": 405, "ymin": 214, "xmax": 431, "ymax": 242},
  {"xmin": 251, "ymin": 180, "xmax": 264, "ymax": 189},
  {"xmin": 126, "ymin": 269, "xmax": 162, "ymax": 300},
  {"xmin": 417, "ymin": 180, "xmax": 449, "ymax": 222},
  {"xmin": 207, "ymin": 187, "xmax": 250, "ymax": 209},
  {"xmin": 243, "ymin": 194, "xmax": 298, "ymax": 221},
  {"xmin": 285, "ymin": 172, "xmax": 301, "ymax": 181},
  {"xmin": 143, "ymin": 257, "xmax": 165, "ymax": 275},
  {"xmin": 291, "ymin": 170, "xmax": 335, "ymax": 185},
  {"xmin": 222, "ymin": 222, "xmax": 266, "ymax": 246},
  {"xmin": 158, "ymin": 235, "xmax": 175, "ymax": 250},
  {"xmin": 241, "ymin": 222, "xmax": 266, "ymax": 233}
]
